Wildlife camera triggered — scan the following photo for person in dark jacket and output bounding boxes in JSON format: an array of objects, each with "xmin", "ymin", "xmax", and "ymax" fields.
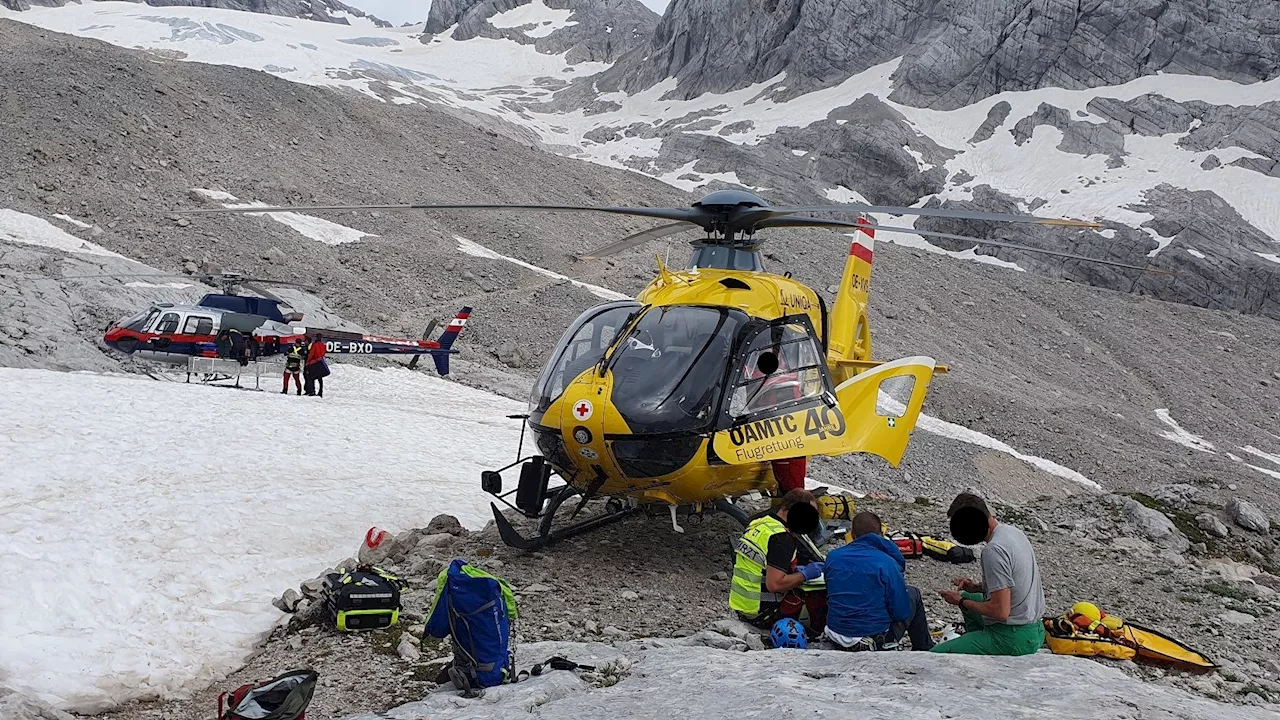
[
  {"xmin": 822, "ymin": 511, "xmax": 933, "ymax": 651},
  {"xmin": 304, "ymin": 333, "xmax": 327, "ymax": 397}
]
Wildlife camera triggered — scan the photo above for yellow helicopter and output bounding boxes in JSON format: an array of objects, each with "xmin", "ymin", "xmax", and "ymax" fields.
[{"xmin": 183, "ymin": 190, "xmax": 1162, "ymax": 549}]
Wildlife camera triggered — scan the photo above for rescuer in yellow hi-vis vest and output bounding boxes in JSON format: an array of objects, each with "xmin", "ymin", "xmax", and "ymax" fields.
[{"xmin": 730, "ymin": 489, "xmax": 828, "ymax": 632}]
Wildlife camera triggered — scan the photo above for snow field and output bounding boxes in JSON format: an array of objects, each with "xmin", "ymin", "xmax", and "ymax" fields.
[
  {"xmin": 190, "ymin": 188, "xmax": 375, "ymax": 244},
  {"xmin": 0, "ymin": 365, "xmax": 523, "ymax": 711},
  {"xmin": 0, "ymin": 208, "xmax": 127, "ymax": 259}
]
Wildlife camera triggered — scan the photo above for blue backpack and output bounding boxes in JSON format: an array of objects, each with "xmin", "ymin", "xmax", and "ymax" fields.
[{"xmin": 425, "ymin": 560, "xmax": 518, "ymax": 695}]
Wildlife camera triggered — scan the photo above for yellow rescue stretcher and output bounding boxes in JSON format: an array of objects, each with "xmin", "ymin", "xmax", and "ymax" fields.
[{"xmin": 1043, "ymin": 604, "xmax": 1217, "ymax": 673}]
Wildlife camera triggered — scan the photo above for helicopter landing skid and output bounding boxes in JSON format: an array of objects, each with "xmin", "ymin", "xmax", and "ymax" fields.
[{"xmin": 489, "ymin": 487, "xmax": 635, "ymax": 551}]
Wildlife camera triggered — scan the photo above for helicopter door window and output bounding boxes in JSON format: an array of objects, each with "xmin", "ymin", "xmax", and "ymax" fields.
[
  {"xmin": 155, "ymin": 312, "xmax": 180, "ymax": 335},
  {"xmin": 182, "ymin": 315, "xmax": 214, "ymax": 335},
  {"xmin": 875, "ymin": 375, "xmax": 916, "ymax": 418},
  {"xmin": 729, "ymin": 322, "xmax": 827, "ymax": 418}
]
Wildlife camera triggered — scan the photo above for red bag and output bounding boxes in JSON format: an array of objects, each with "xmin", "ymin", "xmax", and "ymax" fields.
[{"xmin": 218, "ymin": 669, "xmax": 317, "ymax": 720}]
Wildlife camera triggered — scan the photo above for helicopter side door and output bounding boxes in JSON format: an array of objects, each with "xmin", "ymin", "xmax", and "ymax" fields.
[{"xmin": 711, "ymin": 315, "xmax": 936, "ymax": 467}]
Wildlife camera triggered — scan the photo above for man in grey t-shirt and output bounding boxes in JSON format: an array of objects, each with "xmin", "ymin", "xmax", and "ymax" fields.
[{"xmin": 932, "ymin": 493, "xmax": 1046, "ymax": 656}]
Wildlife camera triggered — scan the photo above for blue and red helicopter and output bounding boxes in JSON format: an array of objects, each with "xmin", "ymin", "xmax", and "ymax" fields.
[{"xmin": 102, "ymin": 272, "xmax": 470, "ymax": 375}]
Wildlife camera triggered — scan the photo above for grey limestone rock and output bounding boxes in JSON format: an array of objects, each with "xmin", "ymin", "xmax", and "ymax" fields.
[
  {"xmin": 425, "ymin": 0, "xmax": 658, "ymax": 63},
  {"xmin": 601, "ymin": 0, "xmax": 1280, "ymax": 110},
  {"xmin": 1229, "ymin": 498, "xmax": 1272, "ymax": 534}
]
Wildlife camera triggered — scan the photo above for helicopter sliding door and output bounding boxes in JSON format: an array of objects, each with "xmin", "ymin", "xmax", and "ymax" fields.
[{"xmin": 711, "ymin": 319, "xmax": 936, "ymax": 467}]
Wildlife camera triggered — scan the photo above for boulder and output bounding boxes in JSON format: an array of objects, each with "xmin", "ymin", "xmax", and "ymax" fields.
[
  {"xmin": 398, "ymin": 635, "xmax": 421, "ymax": 662},
  {"xmin": 1121, "ymin": 498, "xmax": 1190, "ymax": 553},
  {"xmin": 1228, "ymin": 499, "xmax": 1271, "ymax": 533},
  {"xmin": 1196, "ymin": 513, "xmax": 1230, "ymax": 538},
  {"xmin": 273, "ymin": 588, "xmax": 302, "ymax": 613},
  {"xmin": 426, "ymin": 514, "xmax": 464, "ymax": 536},
  {"xmin": 1153, "ymin": 483, "xmax": 1206, "ymax": 510}
]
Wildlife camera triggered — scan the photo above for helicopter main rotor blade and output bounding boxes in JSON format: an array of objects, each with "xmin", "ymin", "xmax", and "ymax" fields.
[
  {"xmin": 767, "ymin": 205, "xmax": 1100, "ymax": 229},
  {"xmin": 580, "ymin": 222, "xmax": 697, "ymax": 260},
  {"xmin": 235, "ymin": 277, "xmax": 320, "ymax": 292},
  {"xmin": 174, "ymin": 202, "xmax": 707, "ymax": 226},
  {"xmin": 871, "ymin": 223, "xmax": 1177, "ymax": 275},
  {"xmin": 757, "ymin": 216, "xmax": 1173, "ymax": 275}
]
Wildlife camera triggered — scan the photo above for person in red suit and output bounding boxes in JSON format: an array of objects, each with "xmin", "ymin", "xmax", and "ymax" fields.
[{"xmin": 304, "ymin": 333, "xmax": 328, "ymax": 397}]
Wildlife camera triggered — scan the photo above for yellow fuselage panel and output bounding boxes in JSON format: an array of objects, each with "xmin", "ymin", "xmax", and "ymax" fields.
[{"xmin": 636, "ymin": 269, "xmax": 823, "ymax": 334}]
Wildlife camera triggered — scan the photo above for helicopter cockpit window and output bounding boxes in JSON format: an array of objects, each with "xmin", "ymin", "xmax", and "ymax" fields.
[
  {"xmin": 155, "ymin": 312, "xmax": 181, "ymax": 335},
  {"xmin": 530, "ymin": 302, "xmax": 639, "ymax": 413},
  {"xmin": 182, "ymin": 315, "xmax": 214, "ymax": 335},
  {"xmin": 122, "ymin": 309, "xmax": 159, "ymax": 332},
  {"xmin": 609, "ymin": 305, "xmax": 746, "ymax": 434},
  {"xmin": 729, "ymin": 322, "xmax": 826, "ymax": 418}
]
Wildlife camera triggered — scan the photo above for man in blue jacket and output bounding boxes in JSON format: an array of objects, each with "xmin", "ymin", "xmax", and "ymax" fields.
[{"xmin": 823, "ymin": 511, "xmax": 934, "ymax": 651}]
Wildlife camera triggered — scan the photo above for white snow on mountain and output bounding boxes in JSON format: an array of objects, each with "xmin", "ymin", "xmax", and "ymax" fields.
[
  {"xmin": 189, "ymin": 188, "xmax": 375, "ymax": 244},
  {"xmin": 350, "ymin": 639, "xmax": 1272, "ymax": 720},
  {"xmin": 0, "ymin": 365, "xmax": 522, "ymax": 711},
  {"xmin": 454, "ymin": 234, "xmax": 629, "ymax": 301},
  {"xmin": 1155, "ymin": 408, "xmax": 1217, "ymax": 453},
  {"xmin": 0, "ymin": 208, "xmax": 127, "ymax": 259},
  {"xmin": 489, "ymin": 0, "xmax": 576, "ymax": 38}
]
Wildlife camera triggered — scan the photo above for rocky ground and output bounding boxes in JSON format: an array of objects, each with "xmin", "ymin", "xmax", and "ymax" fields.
[{"xmin": 77, "ymin": 484, "xmax": 1280, "ymax": 720}]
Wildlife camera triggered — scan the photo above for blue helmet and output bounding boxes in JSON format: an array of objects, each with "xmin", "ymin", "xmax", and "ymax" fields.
[{"xmin": 770, "ymin": 618, "xmax": 808, "ymax": 649}]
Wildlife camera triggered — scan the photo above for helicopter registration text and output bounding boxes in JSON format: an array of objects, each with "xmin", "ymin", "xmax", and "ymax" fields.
[{"xmin": 722, "ymin": 406, "xmax": 845, "ymax": 463}]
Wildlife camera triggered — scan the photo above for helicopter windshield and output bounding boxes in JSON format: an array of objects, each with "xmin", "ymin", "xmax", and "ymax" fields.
[
  {"xmin": 609, "ymin": 305, "xmax": 747, "ymax": 434},
  {"xmin": 529, "ymin": 301, "xmax": 640, "ymax": 415}
]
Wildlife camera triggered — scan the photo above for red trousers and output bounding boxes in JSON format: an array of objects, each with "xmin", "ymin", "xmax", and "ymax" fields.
[
  {"xmin": 772, "ymin": 457, "xmax": 808, "ymax": 493},
  {"xmin": 283, "ymin": 371, "xmax": 301, "ymax": 393}
]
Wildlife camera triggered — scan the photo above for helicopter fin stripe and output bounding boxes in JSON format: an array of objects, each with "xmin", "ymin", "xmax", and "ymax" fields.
[{"xmin": 849, "ymin": 240, "xmax": 874, "ymax": 264}]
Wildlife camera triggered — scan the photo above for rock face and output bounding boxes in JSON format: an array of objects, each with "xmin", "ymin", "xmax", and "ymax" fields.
[
  {"xmin": 0, "ymin": 0, "xmax": 389, "ymax": 25},
  {"xmin": 425, "ymin": 0, "xmax": 659, "ymax": 63},
  {"xmin": 1229, "ymin": 498, "xmax": 1272, "ymax": 534},
  {"xmin": 603, "ymin": 0, "xmax": 1280, "ymax": 108}
]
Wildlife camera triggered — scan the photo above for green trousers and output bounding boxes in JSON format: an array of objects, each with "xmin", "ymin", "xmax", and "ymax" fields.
[{"xmin": 930, "ymin": 592, "xmax": 1044, "ymax": 656}]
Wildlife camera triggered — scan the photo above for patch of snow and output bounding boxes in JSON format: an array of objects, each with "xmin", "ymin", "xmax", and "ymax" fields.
[
  {"xmin": 1243, "ymin": 462, "xmax": 1280, "ymax": 481},
  {"xmin": 1257, "ymin": 252, "xmax": 1280, "ymax": 264},
  {"xmin": 1097, "ymin": 229, "xmax": 1116, "ymax": 239},
  {"xmin": 0, "ymin": 209, "xmax": 127, "ymax": 259},
  {"xmin": 1154, "ymin": 408, "xmax": 1216, "ymax": 453},
  {"xmin": 790, "ymin": 149, "xmax": 807, "ymax": 156},
  {"xmin": 123, "ymin": 281, "xmax": 196, "ymax": 289},
  {"xmin": 0, "ymin": 365, "xmax": 523, "ymax": 712},
  {"xmin": 873, "ymin": 387, "xmax": 1097, "ymax": 490},
  {"xmin": 871, "ymin": 214, "xmax": 1025, "ymax": 272},
  {"xmin": 903, "ymin": 143, "xmax": 933, "ymax": 171},
  {"xmin": 823, "ymin": 186, "xmax": 869, "ymax": 204},
  {"xmin": 227, "ymin": 202, "xmax": 375, "ymax": 245},
  {"xmin": 654, "ymin": 161, "xmax": 761, "ymax": 192},
  {"xmin": 489, "ymin": 0, "xmax": 575, "ymax": 37},
  {"xmin": 191, "ymin": 188, "xmax": 239, "ymax": 201},
  {"xmin": 1186, "ymin": 248, "xmax": 1206, "ymax": 259},
  {"xmin": 1143, "ymin": 227, "xmax": 1172, "ymax": 257},
  {"xmin": 454, "ymin": 235, "xmax": 628, "ymax": 301},
  {"xmin": 52, "ymin": 213, "xmax": 93, "ymax": 229},
  {"xmin": 916, "ymin": 410, "xmax": 1098, "ymax": 490},
  {"xmin": 1241, "ymin": 445, "xmax": 1280, "ymax": 468}
]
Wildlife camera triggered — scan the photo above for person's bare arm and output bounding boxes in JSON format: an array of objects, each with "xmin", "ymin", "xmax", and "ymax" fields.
[
  {"xmin": 765, "ymin": 566, "xmax": 808, "ymax": 593},
  {"xmin": 941, "ymin": 587, "xmax": 1011, "ymax": 622}
]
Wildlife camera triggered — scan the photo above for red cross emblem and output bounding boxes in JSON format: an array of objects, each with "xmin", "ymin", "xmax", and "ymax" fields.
[{"xmin": 573, "ymin": 400, "xmax": 593, "ymax": 420}]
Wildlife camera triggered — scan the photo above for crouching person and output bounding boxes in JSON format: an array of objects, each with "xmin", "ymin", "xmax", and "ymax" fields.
[
  {"xmin": 729, "ymin": 489, "xmax": 827, "ymax": 634},
  {"xmin": 823, "ymin": 511, "xmax": 933, "ymax": 651},
  {"xmin": 933, "ymin": 493, "xmax": 1045, "ymax": 656}
]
